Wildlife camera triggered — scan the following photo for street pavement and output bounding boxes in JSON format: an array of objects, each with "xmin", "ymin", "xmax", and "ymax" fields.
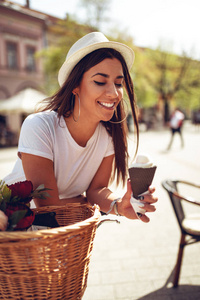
[{"xmin": 0, "ymin": 122, "xmax": 200, "ymax": 299}]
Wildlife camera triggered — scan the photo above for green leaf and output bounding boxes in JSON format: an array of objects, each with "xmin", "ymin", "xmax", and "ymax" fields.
[
  {"xmin": 31, "ymin": 187, "xmax": 52, "ymax": 200},
  {"xmin": 0, "ymin": 180, "xmax": 5, "ymax": 190},
  {"xmin": 35, "ymin": 184, "xmax": 45, "ymax": 190},
  {"xmin": 37, "ymin": 191, "xmax": 51, "ymax": 200},
  {"xmin": 9, "ymin": 210, "xmax": 27, "ymax": 227},
  {"xmin": 11, "ymin": 196, "xmax": 22, "ymax": 203},
  {"xmin": 0, "ymin": 181, "xmax": 12, "ymax": 203},
  {"xmin": 0, "ymin": 201, "xmax": 6, "ymax": 213}
]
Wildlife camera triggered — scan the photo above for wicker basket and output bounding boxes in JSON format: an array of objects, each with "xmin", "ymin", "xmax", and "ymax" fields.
[{"xmin": 0, "ymin": 203, "xmax": 101, "ymax": 300}]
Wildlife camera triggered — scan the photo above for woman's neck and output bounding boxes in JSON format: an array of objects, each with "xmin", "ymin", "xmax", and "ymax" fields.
[{"xmin": 65, "ymin": 116, "xmax": 99, "ymax": 147}]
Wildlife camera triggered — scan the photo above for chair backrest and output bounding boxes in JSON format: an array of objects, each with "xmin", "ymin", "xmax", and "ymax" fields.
[{"xmin": 162, "ymin": 180, "xmax": 185, "ymax": 233}]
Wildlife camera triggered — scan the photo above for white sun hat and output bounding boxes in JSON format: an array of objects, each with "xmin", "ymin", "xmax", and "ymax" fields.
[{"xmin": 58, "ymin": 32, "xmax": 135, "ymax": 87}]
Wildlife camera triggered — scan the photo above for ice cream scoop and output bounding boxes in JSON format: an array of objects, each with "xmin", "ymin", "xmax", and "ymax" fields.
[{"xmin": 130, "ymin": 154, "xmax": 154, "ymax": 168}]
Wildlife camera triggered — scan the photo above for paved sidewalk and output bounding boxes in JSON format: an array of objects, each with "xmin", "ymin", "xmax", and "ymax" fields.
[
  {"xmin": 0, "ymin": 122, "xmax": 200, "ymax": 299},
  {"xmin": 83, "ymin": 122, "xmax": 200, "ymax": 300}
]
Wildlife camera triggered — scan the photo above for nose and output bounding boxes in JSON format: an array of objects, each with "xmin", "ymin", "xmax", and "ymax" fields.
[{"xmin": 105, "ymin": 83, "xmax": 118, "ymax": 98}]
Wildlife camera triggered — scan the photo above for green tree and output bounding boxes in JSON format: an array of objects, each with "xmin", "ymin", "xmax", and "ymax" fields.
[
  {"xmin": 141, "ymin": 48, "xmax": 200, "ymax": 123},
  {"xmin": 79, "ymin": 0, "xmax": 110, "ymax": 29},
  {"xmin": 37, "ymin": 17, "xmax": 95, "ymax": 94},
  {"xmin": 131, "ymin": 47, "xmax": 157, "ymax": 109}
]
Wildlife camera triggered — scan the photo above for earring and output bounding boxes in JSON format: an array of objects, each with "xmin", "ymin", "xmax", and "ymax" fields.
[
  {"xmin": 109, "ymin": 98, "xmax": 128, "ymax": 124},
  {"xmin": 72, "ymin": 93, "xmax": 81, "ymax": 122}
]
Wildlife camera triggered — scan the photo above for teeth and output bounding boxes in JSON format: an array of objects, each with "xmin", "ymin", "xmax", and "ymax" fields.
[{"xmin": 99, "ymin": 102, "xmax": 115, "ymax": 108}]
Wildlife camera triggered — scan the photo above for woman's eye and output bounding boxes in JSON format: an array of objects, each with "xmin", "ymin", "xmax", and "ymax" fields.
[
  {"xmin": 115, "ymin": 83, "xmax": 123, "ymax": 88},
  {"xmin": 94, "ymin": 81, "xmax": 105, "ymax": 86},
  {"xmin": 94, "ymin": 81, "xmax": 123, "ymax": 87}
]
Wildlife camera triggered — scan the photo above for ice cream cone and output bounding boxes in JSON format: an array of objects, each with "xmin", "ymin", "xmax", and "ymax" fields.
[{"xmin": 128, "ymin": 166, "xmax": 157, "ymax": 198}]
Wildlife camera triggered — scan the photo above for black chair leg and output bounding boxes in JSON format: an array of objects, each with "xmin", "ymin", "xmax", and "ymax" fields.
[{"xmin": 173, "ymin": 233, "xmax": 186, "ymax": 287}]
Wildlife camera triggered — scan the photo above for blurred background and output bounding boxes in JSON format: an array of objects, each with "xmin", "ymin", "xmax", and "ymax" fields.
[
  {"xmin": 0, "ymin": 3, "xmax": 200, "ymax": 297},
  {"xmin": 0, "ymin": 0, "xmax": 200, "ymax": 147}
]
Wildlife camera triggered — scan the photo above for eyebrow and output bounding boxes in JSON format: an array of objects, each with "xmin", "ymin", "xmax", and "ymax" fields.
[{"xmin": 91, "ymin": 72, "xmax": 124, "ymax": 79}]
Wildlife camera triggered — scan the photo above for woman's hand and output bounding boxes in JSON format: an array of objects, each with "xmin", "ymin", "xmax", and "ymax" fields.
[
  {"xmin": 118, "ymin": 179, "xmax": 158, "ymax": 223},
  {"xmin": 0, "ymin": 211, "xmax": 8, "ymax": 231}
]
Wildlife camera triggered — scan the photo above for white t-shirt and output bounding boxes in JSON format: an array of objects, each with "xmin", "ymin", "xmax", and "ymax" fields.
[
  {"xmin": 4, "ymin": 111, "xmax": 114, "ymax": 199},
  {"xmin": 170, "ymin": 110, "xmax": 184, "ymax": 129}
]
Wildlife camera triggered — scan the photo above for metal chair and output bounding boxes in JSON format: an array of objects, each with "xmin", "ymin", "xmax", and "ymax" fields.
[{"xmin": 162, "ymin": 179, "xmax": 200, "ymax": 287}]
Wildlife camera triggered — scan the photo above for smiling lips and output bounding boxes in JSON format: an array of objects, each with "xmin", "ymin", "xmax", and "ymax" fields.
[{"xmin": 98, "ymin": 101, "xmax": 116, "ymax": 109}]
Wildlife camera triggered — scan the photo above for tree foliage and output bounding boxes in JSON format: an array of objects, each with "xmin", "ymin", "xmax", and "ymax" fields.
[
  {"xmin": 136, "ymin": 48, "xmax": 200, "ymax": 121},
  {"xmin": 36, "ymin": 17, "xmax": 95, "ymax": 94},
  {"xmin": 78, "ymin": 0, "xmax": 110, "ymax": 29},
  {"xmin": 37, "ymin": 12, "xmax": 200, "ymax": 121}
]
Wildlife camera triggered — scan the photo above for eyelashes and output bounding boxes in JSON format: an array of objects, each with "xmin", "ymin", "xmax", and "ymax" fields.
[
  {"xmin": 94, "ymin": 81, "xmax": 105, "ymax": 86},
  {"xmin": 94, "ymin": 81, "xmax": 123, "ymax": 88}
]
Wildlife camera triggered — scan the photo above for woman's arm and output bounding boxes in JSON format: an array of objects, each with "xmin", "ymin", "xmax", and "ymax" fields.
[
  {"xmin": 86, "ymin": 154, "xmax": 116, "ymax": 212},
  {"xmin": 21, "ymin": 153, "xmax": 85, "ymax": 207},
  {"xmin": 86, "ymin": 154, "xmax": 134, "ymax": 215},
  {"xmin": 86, "ymin": 154, "xmax": 157, "ymax": 222}
]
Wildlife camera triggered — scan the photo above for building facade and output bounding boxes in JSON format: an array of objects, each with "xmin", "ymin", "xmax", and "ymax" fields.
[
  {"xmin": 0, "ymin": 0, "xmax": 47, "ymax": 99},
  {"xmin": 0, "ymin": 0, "xmax": 59, "ymax": 145}
]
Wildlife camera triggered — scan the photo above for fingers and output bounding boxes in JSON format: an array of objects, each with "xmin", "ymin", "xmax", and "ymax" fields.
[
  {"xmin": 120, "ymin": 180, "xmax": 158, "ymax": 222},
  {"xmin": 138, "ymin": 187, "xmax": 158, "ymax": 219},
  {"xmin": 137, "ymin": 186, "xmax": 157, "ymax": 220},
  {"xmin": 126, "ymin": 179, "xmax": 133, "ymax": 198},
  {"xmin": 137, "ymin": 213, "xmax": 150, "ymax": 223},
  {"xmin": 139, "ymin": 186, "xmax": 155, "ymax": 196},
  {"xmin": 140, "ymin": 202, "xmax": 156, "ymax": 213},
  {"xmin": 148, "ymin": 186, "xmax": 156, "ymax": 194},
  {"xmin": 138, "ymin": 188, "xmax": 158, "ymax": 204}
]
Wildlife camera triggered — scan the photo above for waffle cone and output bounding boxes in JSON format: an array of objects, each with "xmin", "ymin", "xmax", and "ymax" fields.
[{"xmin": 128, "ymin": 166, "xmax": 157, "ymax": 198}]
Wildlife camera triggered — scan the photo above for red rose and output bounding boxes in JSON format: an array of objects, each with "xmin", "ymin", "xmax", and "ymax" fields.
[
  {"xmin": 6, "ymin": 203, "xmax": 24, "ymax": 218},
  {"xmin": 6, "ymin": 203, "xmax": 35, "ymax": 230},
  {"xmin": 15, "ymin": 209, "xmax": 35, "ymax": 230},
  {"xmin": 7, "ymin": 180, "xmax": 33, "ymax": 202}
]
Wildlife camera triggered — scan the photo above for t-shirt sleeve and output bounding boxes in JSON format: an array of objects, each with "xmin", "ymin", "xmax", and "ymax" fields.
[{"xmin": 18, "ymin": 114, "xmax": 54, "ymax": 161}]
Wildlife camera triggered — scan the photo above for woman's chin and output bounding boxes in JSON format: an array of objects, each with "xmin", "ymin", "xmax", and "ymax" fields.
[{"xmin": 101, "ymin": 113, "xmax": 115, "ymax": 123}]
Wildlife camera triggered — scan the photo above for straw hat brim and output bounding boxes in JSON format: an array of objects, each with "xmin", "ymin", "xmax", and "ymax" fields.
[{"xmin": 58, "ymin": 41, "xmax": 135, "ymax": 87}]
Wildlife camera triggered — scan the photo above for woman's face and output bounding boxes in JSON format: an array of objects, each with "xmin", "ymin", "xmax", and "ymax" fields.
[{"xmin": 74, "ymin": 58, "xmax": 124, "ymax": 124}]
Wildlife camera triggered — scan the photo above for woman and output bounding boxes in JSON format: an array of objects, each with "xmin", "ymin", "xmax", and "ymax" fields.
[{"xmin": 4, "ymin": 32, "xmax": 157, "ymax": 223}]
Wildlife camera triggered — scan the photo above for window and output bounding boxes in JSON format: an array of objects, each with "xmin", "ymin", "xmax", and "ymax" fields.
[
  {"xmin": 7, "ymin": 42, "xmax": 18, "ymax": 70},
  {"xmin": 26, "ymin": 46, "xmax": 36, "ymax": 72}
]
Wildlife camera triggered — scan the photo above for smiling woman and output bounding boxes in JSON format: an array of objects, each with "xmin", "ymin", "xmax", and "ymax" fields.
[
  {"xmin": 3, "ymin": 32, "xmax": 158, "ymax": 223},
  {"xmin": 73, "ymin": 58, "xmax": 124, "ymax": 124}
]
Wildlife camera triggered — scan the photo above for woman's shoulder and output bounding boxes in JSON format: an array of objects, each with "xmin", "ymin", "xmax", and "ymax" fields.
[
  {"xmin": 24, "ymin": 111, "xmax": 59, "ymax": 126},
  {"xmin": 21, "ymin": 111, "xmax": 60, "ymax": 137},
  {"xmin": 25, "ymin": 110, "xmax": 57, "ymax": 121}
]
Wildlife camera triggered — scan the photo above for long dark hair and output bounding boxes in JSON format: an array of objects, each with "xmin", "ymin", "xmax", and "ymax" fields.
[{"xmin": 40, "ymin": 48, "xmax": 139, "ymax": 186}]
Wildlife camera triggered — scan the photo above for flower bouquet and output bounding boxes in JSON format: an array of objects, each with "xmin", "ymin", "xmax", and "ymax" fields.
[{"xmin": 0, "ymin": 180, "xmax": 50, "ymax": 231}]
